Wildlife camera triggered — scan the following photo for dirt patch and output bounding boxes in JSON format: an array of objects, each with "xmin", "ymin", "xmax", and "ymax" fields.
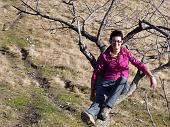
[
  {"xmin": 20, "ymin": 47, "xmax": 78, "ymax": 114},
  {"xmin": 0, "ymin": 46, "xmax": 18, "ymax": 57},
  {"xmin": 65, "ymin": 80, "xmax": 89, "ymax": 94},
  {"xmin": 22, "ymin": 105, "xmax": 41, "ymax": 126},
  {"xmin": 13, "ymin": 104, "xmax": 41, "ymax": 127},
  {"xmin": 20, "ymin": 48, "xmax": 50, "ymax": 89}
]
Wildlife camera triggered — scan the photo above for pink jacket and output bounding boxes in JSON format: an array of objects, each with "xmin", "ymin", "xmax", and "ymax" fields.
[{"xmin": 91, "ymin": 46, "xmax": 147, "ymax": 82}]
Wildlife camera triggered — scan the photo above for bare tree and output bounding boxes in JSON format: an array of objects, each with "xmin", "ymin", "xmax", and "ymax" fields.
[{"xmin": 12, "ymin": 0, "xmax": 170, "ymax": 126}]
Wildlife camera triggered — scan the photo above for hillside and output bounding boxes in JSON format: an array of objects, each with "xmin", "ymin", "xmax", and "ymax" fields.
[{"xmin": 0, "ymin": 0, "xmax": 170, "ymax": 127}]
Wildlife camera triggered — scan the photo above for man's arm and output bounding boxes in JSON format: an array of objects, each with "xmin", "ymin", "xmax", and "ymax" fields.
[{"xmin": 127, "ymin": 49, "xmax": 157, "ymax": 89}]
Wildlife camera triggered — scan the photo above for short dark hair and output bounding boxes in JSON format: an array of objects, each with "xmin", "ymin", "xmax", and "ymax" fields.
[{"xmin": 109, "ymin": 30, "xmax": 123, "ymax": 42}]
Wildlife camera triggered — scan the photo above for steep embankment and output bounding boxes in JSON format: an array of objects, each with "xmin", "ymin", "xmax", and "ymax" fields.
[{"xmin": 0, "ymin": 0, "xmax": 170, "ymax": 127}]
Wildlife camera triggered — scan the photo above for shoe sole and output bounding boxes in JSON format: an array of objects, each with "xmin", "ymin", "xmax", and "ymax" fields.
[{"xmin": 81, "ymin": 111, "xmax": 95, "ymax": 125}]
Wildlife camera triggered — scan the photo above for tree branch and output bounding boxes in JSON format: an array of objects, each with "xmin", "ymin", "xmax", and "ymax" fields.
[
  {"xmin": 13, "ymin": 1, "xmax": 98, "ymax": 43},
  {"xmin": 141, "ymin": 20, "xmax": 170, "ymax": 38},
  {"xmin": 123, "ymin": 20, "xmax": 170, "ymax": 44},
  {"xmin": 77, "ymin": 20, "xmax": 97, "ymax": 68},
  {"xmin": 153, "ymin": 60, "xmax": 170, "ymax": 73},
  {"xmin": 96, "ymin": 0, "xmax": 115, "ymax": 52}
]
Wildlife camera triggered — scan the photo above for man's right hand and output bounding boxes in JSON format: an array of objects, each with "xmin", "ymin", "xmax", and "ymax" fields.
[
  {"xmin": 90, "ymin": 80, "xmax": 96, "ymax": 102},
  {"xmin": 90, "ymin": 93, "xmax": 96, "ymax": 102}
]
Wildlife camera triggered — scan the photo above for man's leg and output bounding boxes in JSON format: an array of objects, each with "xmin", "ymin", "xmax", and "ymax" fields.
[
  {"xmin": 106, "ymin": 76, "xmax": 127, "ymax": 107},
  {"xmin": 99, "ymin": 76, "xmax": 127, "ymax": 120},
  {"xmin": 81, "ymin": 84, "xmax": 110, "ymax": 125}
]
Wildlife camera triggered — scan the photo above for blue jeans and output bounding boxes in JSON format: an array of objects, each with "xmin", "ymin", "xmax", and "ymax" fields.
[{"xmin": 87, "ymin": 76, "xmax": 129, "ymax": 118}]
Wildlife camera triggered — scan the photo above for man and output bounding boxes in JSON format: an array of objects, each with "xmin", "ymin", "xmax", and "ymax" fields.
[{"xmin": 81, "ymin": 30, "xmax": 157, "ymax": 125}]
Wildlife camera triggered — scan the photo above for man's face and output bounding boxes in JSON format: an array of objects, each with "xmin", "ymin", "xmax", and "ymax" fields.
[{"xmin": 110, "ymin": 36, "xmax": 122, "ymax": 52}]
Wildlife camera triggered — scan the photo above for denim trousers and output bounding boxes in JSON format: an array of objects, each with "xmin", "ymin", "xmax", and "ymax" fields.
[{"xmin": 87, "ymin": 76, "xmax": 129, "ymax": 118}]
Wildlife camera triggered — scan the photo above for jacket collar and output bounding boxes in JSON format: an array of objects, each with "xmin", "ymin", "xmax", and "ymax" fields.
[{"xmin": 105, "ymin": 45, "xmax": 124, "ymax": 57}]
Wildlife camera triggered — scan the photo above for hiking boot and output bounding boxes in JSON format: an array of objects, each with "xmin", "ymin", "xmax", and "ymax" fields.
[
  {"xmin": 81, "ymin": 111, "xmax": 95, "ymax": 125},
  {"xmin": 98, "ymin": 106, "xmax": 111, "ymax": 121}
]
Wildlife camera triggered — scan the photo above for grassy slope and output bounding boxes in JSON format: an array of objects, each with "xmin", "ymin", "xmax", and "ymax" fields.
[{"xmin": 0, "ymin": 0, "xmax": 170, "ymax": 127}]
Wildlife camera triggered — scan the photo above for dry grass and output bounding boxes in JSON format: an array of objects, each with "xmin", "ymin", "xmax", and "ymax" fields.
[{"xmin": 0, "ymin": 0, "xmax": 170, "ymax": 127}]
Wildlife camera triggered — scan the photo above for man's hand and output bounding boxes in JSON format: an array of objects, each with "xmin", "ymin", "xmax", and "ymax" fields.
[
  {"xmin": 150, "ymin": 75, "xmax": 157, "ymax": 90},
  {"xmin": 90, "ymin": 80, "xmax": 96, "ymax": 102},
  {"xmin": 90, "ymin": 92, "xmax": 96, "ymax": 102},
  {"xmin": 145, "ymin": 67, "xmax": 157, "ymax": 90}
]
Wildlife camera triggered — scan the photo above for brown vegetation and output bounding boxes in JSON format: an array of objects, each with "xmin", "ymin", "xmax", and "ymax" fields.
[{"xmin": 0, "ymin": 0, "xmax": 170, "ymax": 127}]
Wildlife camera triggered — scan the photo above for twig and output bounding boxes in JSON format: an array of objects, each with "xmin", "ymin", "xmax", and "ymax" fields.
[
  {"xmin": 35, "ymin": 0, "xmax": 40, "ymax": 11},
  {"xmin": 2, "ymin": 13, "xmax": 23, "ymax": 31},
  {"xmin": 96, "ymin": 0, "xmax": 116, "ymax": 52},
  {"xmin": 144, "ymin": 90, "xmax": 156, "ymax": 127},
  {"xmin": 159, "ymin": 78, "xmax": 170, "ymax": 120}
]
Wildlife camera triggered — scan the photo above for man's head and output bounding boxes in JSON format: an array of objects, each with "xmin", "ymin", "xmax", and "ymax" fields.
[
  {"xmin": 109, "ymin": 30, "xmax": 123, "ymax": 42},
  {"xmin": 109, "ymin": 30, "xmax": 123, "ymax": 53}
]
